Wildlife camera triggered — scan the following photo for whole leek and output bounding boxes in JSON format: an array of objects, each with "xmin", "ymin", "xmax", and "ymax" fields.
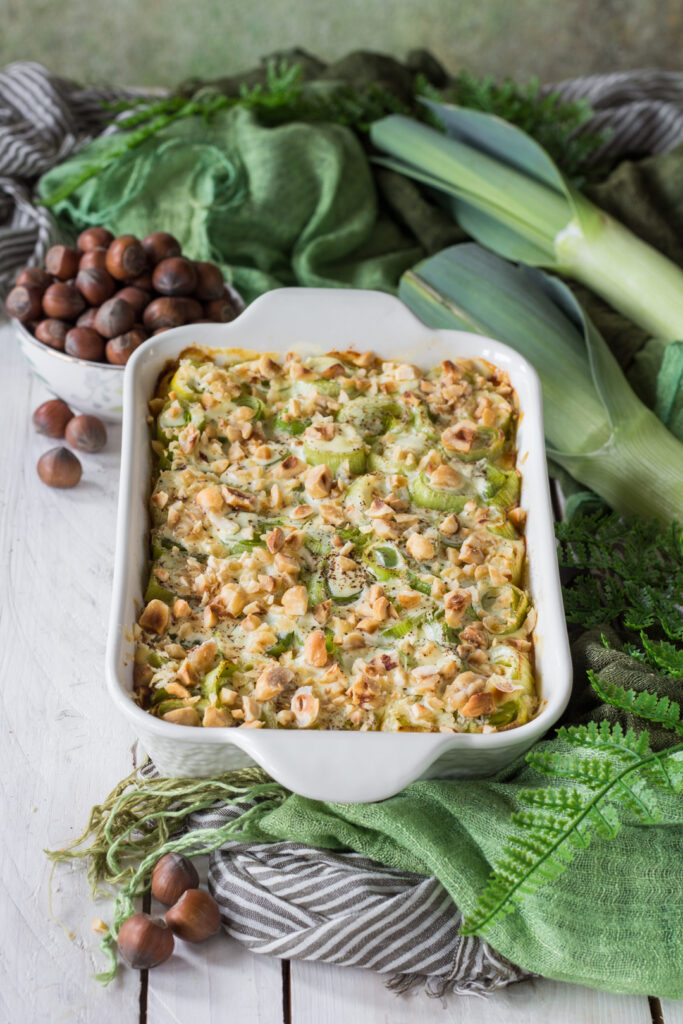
[
  {"xmin": 399, "ymin": 244, "xmax": 683, "ymax": 524},
  {"xmin": 370, "ymin": 104, "xmax": 683, "ymax": 341}
]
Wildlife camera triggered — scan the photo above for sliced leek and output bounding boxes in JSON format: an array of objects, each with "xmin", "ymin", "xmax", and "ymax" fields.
[
  {"xmin": 409, "ymin": 472, "xmax": 469, "ymax": 512},
  {"xmin": 477, "ymin": 584, "xmax": 529, "ymax": 634},
  {"xmin": 478, "ymin": 464, "xmax": 521, "ymax": 507},
  {"xmin": 444, "ymin": 424, "xmax": 505, "ymax": 463},
  {"xmin": 302, "ymin": 423, "xmax": 366, "ymax": 474},
  {"xmin": 363, "ymin": 542, "xmax": 404, "ymax": 581},
  {"xmin": 370, "ymin": 104, "xmax": 683, "ymax": 340},
  {"xmin": 337, "ymin": 396, "xmax": 399, "ymax": 437}
]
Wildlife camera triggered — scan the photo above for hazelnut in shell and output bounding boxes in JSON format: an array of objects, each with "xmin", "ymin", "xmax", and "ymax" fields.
[
  {"xmin": 35, "ymin": 318, "xmax": 69, "ymax": 350},
  {"xmin": 32, "ymin": 399, "xmax": 74, "ymax": 438},
  {"xmin": 77, "ymin": 226, "xmax": 114, "ymax": 251},
  {"xmin": 95, "ymin": 296, "xmax": 136, "ymax": 339},
  {"xmin": 65, "ymin": 414, "xmax": 107, "ymax": 452},
  {"xmin": 116, "ymin": 286, "xmax": 150, "ymax": 316},
  {"xmin": 204, "ymin": 293, "xmax": 237, "ymax": 323},
  {"xmin": 79, "ymin": 247, "xmax": 108, "ymax": 271},
  {"xmin": 37, "ymin": 447, "xmax": 82, "ymax": 488},
  {"xmin": 106, "ymin": 235, "xmax": 147, "ymax": 281},
  {"xmin": 151, "ymin": 853, "xmax": 199, "ymax": 907},
  {"xmin": 45, "ymin": 245, "xmax": 81, "ymax": 280},
  {"xmin": 117, "ymin": 913, "xmax": 174, "ymax": 970},
  {"xmin": 127, "ymin": 271, "xmax": 153, "ymax": 291},
  {"xmin": 193, "ymin": 261, "xmax": 225, "ymax": 301},
  {"xmin": 42, "ymin": 282, "xmax": 85, "ymax": 321},
  {"xmin": 141, "ymin": 231, "xmax": 181, "ymax": 265},
  {"xmin": 165, "ymin": 889, "xmax": 221, "ymax": 943},
  {"xmin": 76, "ymin": 308, "xmax": 100, "ymax": 330},
  {"xmin": 5, "ymin": 284, "xmax": 44, "ymax": 323},
  {"xmin": 75, "ymin": 267, "xmax": 116, "ymax": 306},
  {"xmin": 143, "ymin": 297, "xmax": 201, "ymax": 332},
  {"xmin": 65, "ymin": 327, "xmax": 105, "ymax": 362},
  {"xmin": 106, "ymin": 328, "xmax": 147, "ymax": 365},
  {"xmin": 16, "ymin": 267, "xmax": 52, "ymax": 293},
  {"xmin": 152, "ymin": 257, "xmax": 198, "ymax": 297}
]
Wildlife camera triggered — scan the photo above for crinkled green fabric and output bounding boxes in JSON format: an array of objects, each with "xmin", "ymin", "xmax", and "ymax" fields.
[
  {"xmin": 37, "ymin": 106, "xmax": 422, "ymax": 303},
  {"xmin": 234, "ymin": 631, "xmax": 683, "ymax": 998}
]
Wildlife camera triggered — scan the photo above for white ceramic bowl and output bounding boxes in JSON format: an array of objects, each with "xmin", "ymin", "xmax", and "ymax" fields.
[
  {"xmin": 13, "ymin": 318, "xmax": 125, "ymax": 420},
  {"xmin": 106, "ymin": 288, "xmax": 572, "ymax": 803}
]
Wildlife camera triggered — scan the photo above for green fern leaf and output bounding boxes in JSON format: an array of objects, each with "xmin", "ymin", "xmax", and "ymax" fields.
[
  {"xmin": 590, "ymin": 674, "xmax": 683, "ymax": 735},
  {"xmin": 463, "ymin": 733, "xmax": 683, "ymax": 936},
  {"xmin": 527, "ymin": 751, "xmax": 619, "ymax": 787},
  {"xmin": 518, "ymin": 787, "xmax": 586, "ymax": 812},
  {"xmin": 639, "ymin": 634, "xmax": 683, "ymax": 677}
]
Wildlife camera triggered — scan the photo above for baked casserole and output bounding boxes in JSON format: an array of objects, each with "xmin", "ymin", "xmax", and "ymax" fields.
[{"xmin": 133, "ymin": 347, "xmax": 537, "ymax": 733}]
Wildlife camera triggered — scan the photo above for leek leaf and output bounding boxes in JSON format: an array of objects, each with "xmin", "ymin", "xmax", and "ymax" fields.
[{"xmin": 371, "ymin": 106, "xmax": 683, "ymax": 340}]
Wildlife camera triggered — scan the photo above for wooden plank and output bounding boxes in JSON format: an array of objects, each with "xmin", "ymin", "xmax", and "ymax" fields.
[
  {"xmin": 146, "ymin": 858, "xmax": 284, "ymax": 1024},
  {"xmin": 290, "ymin": 960, "xmax": 653, "ymax": 1024},
  {"xmin": 0, "ymin": 325, "xmax": 140, "ymax": 1021},
  {"xmin": 661, "ymin": 1000, "xmax": 683, "ymax": 1023}
]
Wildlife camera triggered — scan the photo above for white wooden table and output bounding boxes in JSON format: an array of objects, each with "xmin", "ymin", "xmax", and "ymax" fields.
[{"xmin": 2, "ymin": 316, "xmax": 680, "ymax": 1024}]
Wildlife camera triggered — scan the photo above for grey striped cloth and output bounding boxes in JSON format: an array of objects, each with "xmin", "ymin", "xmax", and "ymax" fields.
[
  {"xmin": 0, "ymin": 62, "xmax": 158, "ymax": 292},
  {"xmin": 189, "ymin": 802, "xmax": 530, "ymax": 996}
]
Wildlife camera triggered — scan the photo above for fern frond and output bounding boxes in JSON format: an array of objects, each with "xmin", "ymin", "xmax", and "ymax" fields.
[
  {"xmin": 527, "ymin": 751, "xmax": 619, "ymax": 787},
  {"xmin": 590, "ymin": 674, "xmax": 683, "ymax": 735},
  {"xmin": 639, "ymin": 634, "xmax": 683, "ymax": 677},
  {"xmin": 462, "ymin": 739, "xmax": 683, "ymax": 937},
  {"xmin": 614, "ymin": 776, "xmax": 661, "ymax": 824},
  {"xmin": 517, "ymin": 787, "xmax": 586, "ymax": 812}
]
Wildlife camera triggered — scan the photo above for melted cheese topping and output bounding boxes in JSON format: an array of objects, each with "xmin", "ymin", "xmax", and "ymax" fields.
[{"xmin": 133, "ymin": 348, "xmax": 538, "ymax": 734}]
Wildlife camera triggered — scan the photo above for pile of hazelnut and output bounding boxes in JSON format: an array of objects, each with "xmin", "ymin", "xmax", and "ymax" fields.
[
  {"xmin": 117, "ymin": 853, "xmax": 221, "ymax": 970},
  {"xmin": 5, "ymin": 229, "xmax": 237, "ymax": 366},
  {"xmin": 33, "ymin": 398, "xmax": 106, "ymax": 488}
]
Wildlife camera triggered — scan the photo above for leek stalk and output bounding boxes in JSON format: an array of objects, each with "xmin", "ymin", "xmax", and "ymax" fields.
[
  {"xmin": 399, "ymin": 244, "xmax": 683, "ymax": 524},
  {"xmin": 370, "ymin": 105, "xmax": 683, "ymax": 340}
]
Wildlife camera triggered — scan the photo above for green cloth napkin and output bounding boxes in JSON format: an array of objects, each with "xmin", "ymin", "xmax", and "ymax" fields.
[
  {"xmin": 37, "ymin": 106, "xmax": 422, "ymax": 304},
  {"xmin": 233, "ymin": 631, "xmax": 682, "ymax": 998}
]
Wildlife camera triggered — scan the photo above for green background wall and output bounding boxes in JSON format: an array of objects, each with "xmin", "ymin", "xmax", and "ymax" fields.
[{"xmin": 1, "ymin": 0, "xmax": 681, "ymax": 86}]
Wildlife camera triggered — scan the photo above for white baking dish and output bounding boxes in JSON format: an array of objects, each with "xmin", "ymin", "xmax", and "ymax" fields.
[{"xmin": 106, "ymin": 287, "xmax": 571, "ymax": 803}]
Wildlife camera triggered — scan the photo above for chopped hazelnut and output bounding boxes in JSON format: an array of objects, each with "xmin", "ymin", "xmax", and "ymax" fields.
[
  {"xmin": 444, "ymin": 588, "xmax": 473, "ymax": 628},
  {"xmin": 265, "ymin": 526, "xmax": 285, "ymax": 554},
  {"xmin": 203, "ymin": 707, "xmax": 231, "ymax": 727},
  {"xmin": 406, "ymin": 533, "xmax": 435, "ymax": 561},
  {"xmin": 439, "ymin": 514, "xmax": 460, "ymax": 536},
  {"xmin": 276, "ymin": 455, "xmax": 306, "ymax": 478},
  {"xmin": 429, "ymin": 464, "xmax": 462, "ymax": 489},
  {"xmin": 304, "ymin": 629, "xmax": 328, "ymax": 667},
  {"xmin": 139, "ymin": 599, "xmax": 170, "ymax": 635},
  {"xmin": 313, "ymin": 599, "xmax": 332, "ymax": 625},
  {"xmin": 441, "ymin": 420, "xmax": 478, "ymax": 453},
  {"xmin": 173, "ymin": 598, "xmax": 192, "ymax": 619},
  {"xmin": 305, "ymin": 464, "xmax": 333, "ymax": 499},
  {"xmin": 254, "ymin": 663, "xmax": 294, "ymax": 700},
  {"xmin": 281, "ymin": 585, "xmax": 308, "ymax": 617},
  {"xmin": 196, "ymin": 485, "xmax": 224, "ymax": 511},
  {"xmin": 291, "ymin": 687, "xmax": 320, "ymax": 727},
  {"xmin": 162, "ymin": 707, "xmax": 201, "ymax": 726},
  {"xmin": 460, "ymin": 692, "xmax": 496, "ymax": 718},
  {"xmin": 274, "ymin": 551, "xmax": 300, "ymax": 575},
  {"xmin": 188, "ymin": 639, "xmax": 218, "ymax": 673}
]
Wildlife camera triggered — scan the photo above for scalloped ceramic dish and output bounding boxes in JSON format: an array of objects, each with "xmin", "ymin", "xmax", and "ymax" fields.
[{"xmin": 106, "ymin": 288, "xmax": 571, "ymax": 802}]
